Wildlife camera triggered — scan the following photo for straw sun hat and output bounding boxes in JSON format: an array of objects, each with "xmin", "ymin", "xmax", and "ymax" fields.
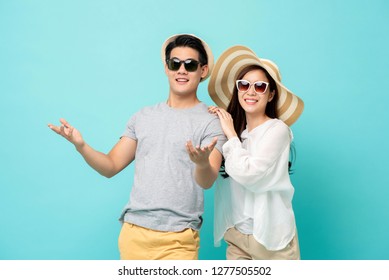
[
  {"xmin": 161, "ymin": 34, "xmax": 214, "ymax": 82},
  {"xmin": 208, "ymin": 45, "xmax": 304, "ymax": 126}
]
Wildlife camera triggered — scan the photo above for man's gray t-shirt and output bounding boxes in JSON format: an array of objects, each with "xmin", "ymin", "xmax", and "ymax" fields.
[{"xmin": 120, "ymin": 102, "xmax": 226, "ymax": 232}]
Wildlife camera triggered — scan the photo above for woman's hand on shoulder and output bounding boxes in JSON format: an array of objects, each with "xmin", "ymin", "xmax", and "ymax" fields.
[{"xmin": 208, "ymin": 106, "xmax": 237, "ymax": 140}]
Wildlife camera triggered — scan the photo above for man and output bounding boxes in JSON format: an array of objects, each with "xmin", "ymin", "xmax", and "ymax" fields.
[{"xmin": 48, "ymin": 34, "xmax": 226, "ymax": 260}]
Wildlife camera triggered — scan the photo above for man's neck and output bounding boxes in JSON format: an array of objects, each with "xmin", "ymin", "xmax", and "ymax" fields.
[{"xmin": 166, "ymin": 94, "xmax": 200, "ymax": 109}]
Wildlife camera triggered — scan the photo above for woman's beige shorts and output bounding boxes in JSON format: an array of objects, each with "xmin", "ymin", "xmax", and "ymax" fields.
[{"xmin": 224, "ymin": 227, "xmax": 300, "ymax": 260}]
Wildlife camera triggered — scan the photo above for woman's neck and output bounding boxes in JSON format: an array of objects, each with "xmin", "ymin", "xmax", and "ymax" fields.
[{"xmin": 246, "ymin": 113, "xmax": 271, "ymax": 132}]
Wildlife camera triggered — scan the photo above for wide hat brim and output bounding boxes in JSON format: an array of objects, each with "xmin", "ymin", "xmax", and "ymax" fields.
[
  {"xmin": 161, "ymin": 34, "xmax": 214, "ymax": 82},
  {"xmin": 208, "ymin": 45, "xmax": 304, "ymax": 126}
]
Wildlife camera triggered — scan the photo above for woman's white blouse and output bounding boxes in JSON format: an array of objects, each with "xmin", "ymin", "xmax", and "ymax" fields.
[{"xmin": 214, "ymin": 119, "xmax": 297, "ymax": 251}]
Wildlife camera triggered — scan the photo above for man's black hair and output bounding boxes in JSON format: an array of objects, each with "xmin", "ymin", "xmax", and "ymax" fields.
[{"xmin": 165, "ymin": 35, "xmax": 208, "ymax": 66}]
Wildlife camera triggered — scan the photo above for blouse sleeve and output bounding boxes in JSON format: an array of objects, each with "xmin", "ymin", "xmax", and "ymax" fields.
[{"xmin": 223, "ymin": 121, "xmax": 292, "ymax": 193}]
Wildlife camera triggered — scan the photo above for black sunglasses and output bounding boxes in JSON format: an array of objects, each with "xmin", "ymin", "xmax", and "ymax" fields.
[{"xmin": 166, "ymin": 58, "xmax": 201, "ymax": 72}]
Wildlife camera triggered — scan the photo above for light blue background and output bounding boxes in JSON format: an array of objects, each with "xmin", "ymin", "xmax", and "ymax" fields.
[{"xmin": 1, "ymin": 0, "xmax": 388, "ymax": 260}]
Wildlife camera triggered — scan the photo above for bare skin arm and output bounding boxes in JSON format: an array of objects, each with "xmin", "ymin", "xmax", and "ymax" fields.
[
  {"xmin": 48, "ymin": 118, "xmax": 136, "ymax": 178},
  {"xmin": 186, "ymin": 137, "xmax": 222, "ymax": 189}
]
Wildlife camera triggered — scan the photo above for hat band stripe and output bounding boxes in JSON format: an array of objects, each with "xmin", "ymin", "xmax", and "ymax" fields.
[
  {"xmin": 277, "ymin": 88, "xmax": 293, "ymax": 115},
  {"xmin": 208, "ymin": 47, "xmax": 245, "ymax": 108},
  {"xmin": 279, "ymin": 95, "xmax": 298, "ymax": 123},
  {"xmin": 281, "ymin": 97, "xmax": 304, "ymax": 126},
  {"xmin": 262, "ymin": 60, "xmax": 281, "ymax": 81},
  {"xmin": 286, "ymin": 100, "xmax": 304, "ymax": 126}
]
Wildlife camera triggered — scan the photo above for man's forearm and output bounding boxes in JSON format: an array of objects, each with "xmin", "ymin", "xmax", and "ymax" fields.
[
  {"xmin": 194, "ymin": 162, "xmax": 218, "ymax": 189},
  {"xmin": 76, "ymin": 143, "xmax": 116, "ymax": 178}
]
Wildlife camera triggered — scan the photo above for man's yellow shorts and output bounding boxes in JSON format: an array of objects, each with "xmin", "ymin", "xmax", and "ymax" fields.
[{"xmin": 118, "ymin": 222, "xmax": 200, "ymax": 260}]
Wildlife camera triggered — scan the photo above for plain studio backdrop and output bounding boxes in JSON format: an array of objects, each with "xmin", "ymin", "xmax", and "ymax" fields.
[{"xmin": 1, "ymin": 0, "xmax": 388, "ymax": 260}]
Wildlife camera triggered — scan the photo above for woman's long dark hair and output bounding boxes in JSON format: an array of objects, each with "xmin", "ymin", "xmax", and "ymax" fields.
[{"xmin": 220, "ymin": 65, "xmax": 295, "ymax": 178}]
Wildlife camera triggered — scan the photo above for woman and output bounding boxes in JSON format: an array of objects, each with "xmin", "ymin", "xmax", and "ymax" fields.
[{"xmin": 208, "ymin": 46, "xmax": 304, "ymax": 260}]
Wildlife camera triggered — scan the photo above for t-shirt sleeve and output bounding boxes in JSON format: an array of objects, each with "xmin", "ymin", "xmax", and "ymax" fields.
[
  {"xmin": 121, "ymin": 114, "xmax": 137, "ymax": 140},
  {"xmin": 202, "ymin": 117, "xmax": 227, "ymax": 154}
]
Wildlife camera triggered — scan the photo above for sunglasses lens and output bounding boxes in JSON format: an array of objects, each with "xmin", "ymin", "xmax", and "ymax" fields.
[
  {"xmin": 254, "ymin": 82, "xmax": 267, "ymax": 93},
  {"xmin": 167, "ymin": 59, "xmax": 199, "ymax": 72},
  {"xmin": 167, "ymin": 59, "xmax": 181, "ymax": 71},
  {"xmin": 237, "ymin": 80, "xmax": 250, "ymax": 92},
  {"xmin": 184, "ymin": 60, "xmax": 199, "ymax": 72}
]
